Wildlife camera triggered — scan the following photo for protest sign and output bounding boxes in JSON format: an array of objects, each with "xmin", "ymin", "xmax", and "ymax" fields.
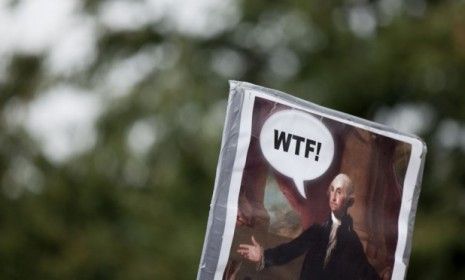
[{"xmin": 198, "ymin": 81, "xmax": 426, "ymax": 280}]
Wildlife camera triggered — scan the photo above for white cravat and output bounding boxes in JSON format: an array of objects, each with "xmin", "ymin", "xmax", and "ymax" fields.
[{"xmin": 324, "ymin": 212, "xmax": 341, "ymax": 267}]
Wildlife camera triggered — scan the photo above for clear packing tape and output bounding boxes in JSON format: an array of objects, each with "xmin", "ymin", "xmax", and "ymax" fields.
[{"xmin": 197, "ymin": 81, "xmax": 426, "ymax": 280}]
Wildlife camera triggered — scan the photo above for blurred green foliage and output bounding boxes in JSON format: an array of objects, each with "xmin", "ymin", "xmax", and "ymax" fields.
[{"xmin": 0, "ymin": 0, "xmax": 464, "ymax": 279}]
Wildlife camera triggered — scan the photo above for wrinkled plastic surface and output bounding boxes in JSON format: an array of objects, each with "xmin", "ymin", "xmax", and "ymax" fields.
[{"xmin": 197, "ymin": 81, "xmax": 426, "ymax": 280}]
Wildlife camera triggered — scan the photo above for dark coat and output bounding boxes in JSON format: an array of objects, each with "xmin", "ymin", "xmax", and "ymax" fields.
[{"xmin": 264, "ymin": 215, "xmax": 380, "ymax": 280}]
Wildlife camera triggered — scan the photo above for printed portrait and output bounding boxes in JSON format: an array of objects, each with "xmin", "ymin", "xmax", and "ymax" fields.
[{"xmin": 221, "ymin": 96, "xmax": 413, "ymax": 280}]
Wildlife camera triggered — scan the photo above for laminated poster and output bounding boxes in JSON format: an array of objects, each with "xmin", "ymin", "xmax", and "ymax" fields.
[{"xmin": 198, "ymin": 81, "xmax": 426, "ymax": 280}]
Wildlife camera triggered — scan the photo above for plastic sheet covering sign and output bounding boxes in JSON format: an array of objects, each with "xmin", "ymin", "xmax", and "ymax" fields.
[{"xmin": 197, "ymin": 81, "xmax": 426, "ymax": 280}]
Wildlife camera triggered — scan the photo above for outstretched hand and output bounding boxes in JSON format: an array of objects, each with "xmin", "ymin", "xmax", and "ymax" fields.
[{"xmin": 237, "ymin": 236, "xmax": 263, "ymax": 263}]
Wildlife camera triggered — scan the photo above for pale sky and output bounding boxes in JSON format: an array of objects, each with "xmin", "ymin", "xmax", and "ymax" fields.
[
  {"xmin": 0, "ymin": 0, "xmax": 239, "ymax": 163},
  {"xmin": 0, "ymin": 0, "xmax": 458, "ymax": 164}
]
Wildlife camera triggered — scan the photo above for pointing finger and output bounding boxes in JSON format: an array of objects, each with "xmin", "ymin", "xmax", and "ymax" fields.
[{"xmin": 239, "ymin": 244, "xmax": 252, "ymax": 249}]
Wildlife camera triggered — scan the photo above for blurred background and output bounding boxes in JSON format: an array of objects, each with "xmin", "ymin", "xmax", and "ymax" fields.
[{"xmin": 0, "ymin": 0, "xmax": 463, "ymax": 279}]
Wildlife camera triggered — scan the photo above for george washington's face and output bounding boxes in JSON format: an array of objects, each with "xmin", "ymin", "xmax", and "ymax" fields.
[{"xmin": 328, "ymin": 178, "xmax": 350, "ymax": 218}]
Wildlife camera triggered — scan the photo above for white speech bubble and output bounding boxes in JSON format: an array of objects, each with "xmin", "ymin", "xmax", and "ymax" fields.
[{"xmin": 259, "ymin": 109, "xmax": 334, "ymax": 198}]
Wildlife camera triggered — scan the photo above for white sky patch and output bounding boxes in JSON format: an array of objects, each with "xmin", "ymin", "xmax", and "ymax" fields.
[
  {"xmin": 248, "ymin": 13, "xmax": 287, "ymax": 52},
  {"xmin": 99, "ymin": 0, "xmax": 162, "ymax": 32},
  {"xmin": 127, "ymin": 118, "xmax": 158, "ymax": 157},
  {"xmin": 0, "ymin": 0, "xmax": 238, "ymax": 81},
  {"xmin": 434, "ymin": 119, "xmax": 462, "ymax": 150},
  {"xmin": 149, "ymin": 0, "xmax": 240, "ymax": 38},
  {"xmin": 236, "ymin": 11, "xmax": 324, "ymax": 54},
  {"xmin": 374, "ymin": 103, "xmax": 435, "ymax": 135},
  {"xmin": 211, "ymin": 48, "xmax": 246, "ymax": 78},
  {"xmin": 24, "ymin": 85, "xmax": 102, "ymax": 163},
  {"xmin": 268, "ymin": 47, "xmax": 300, "ymax": 81},
  {"xmin": 102, "ymin": 43, "xmax": 179, "ymax": 98},
  {"xmin": 45, "ymin": 16, "xmax": 98, "ymax": 76},
  {"xmin": 0, "ymin": 0, "xmax": 79, "ymax": 55},
  {"xmin": 348, "ymin": 6, "xmax": 377, "ymax": 38},
  {"xmin": 98, "ymin": 0, "xmax": 240, "ymax": 37},
  {"xmin": 282, "ymin": 12, "xmax": 326, "ymax": 52},
  {"xmin": 0, "ymin": 0, "xmax": 97, "ymax": 76}
]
